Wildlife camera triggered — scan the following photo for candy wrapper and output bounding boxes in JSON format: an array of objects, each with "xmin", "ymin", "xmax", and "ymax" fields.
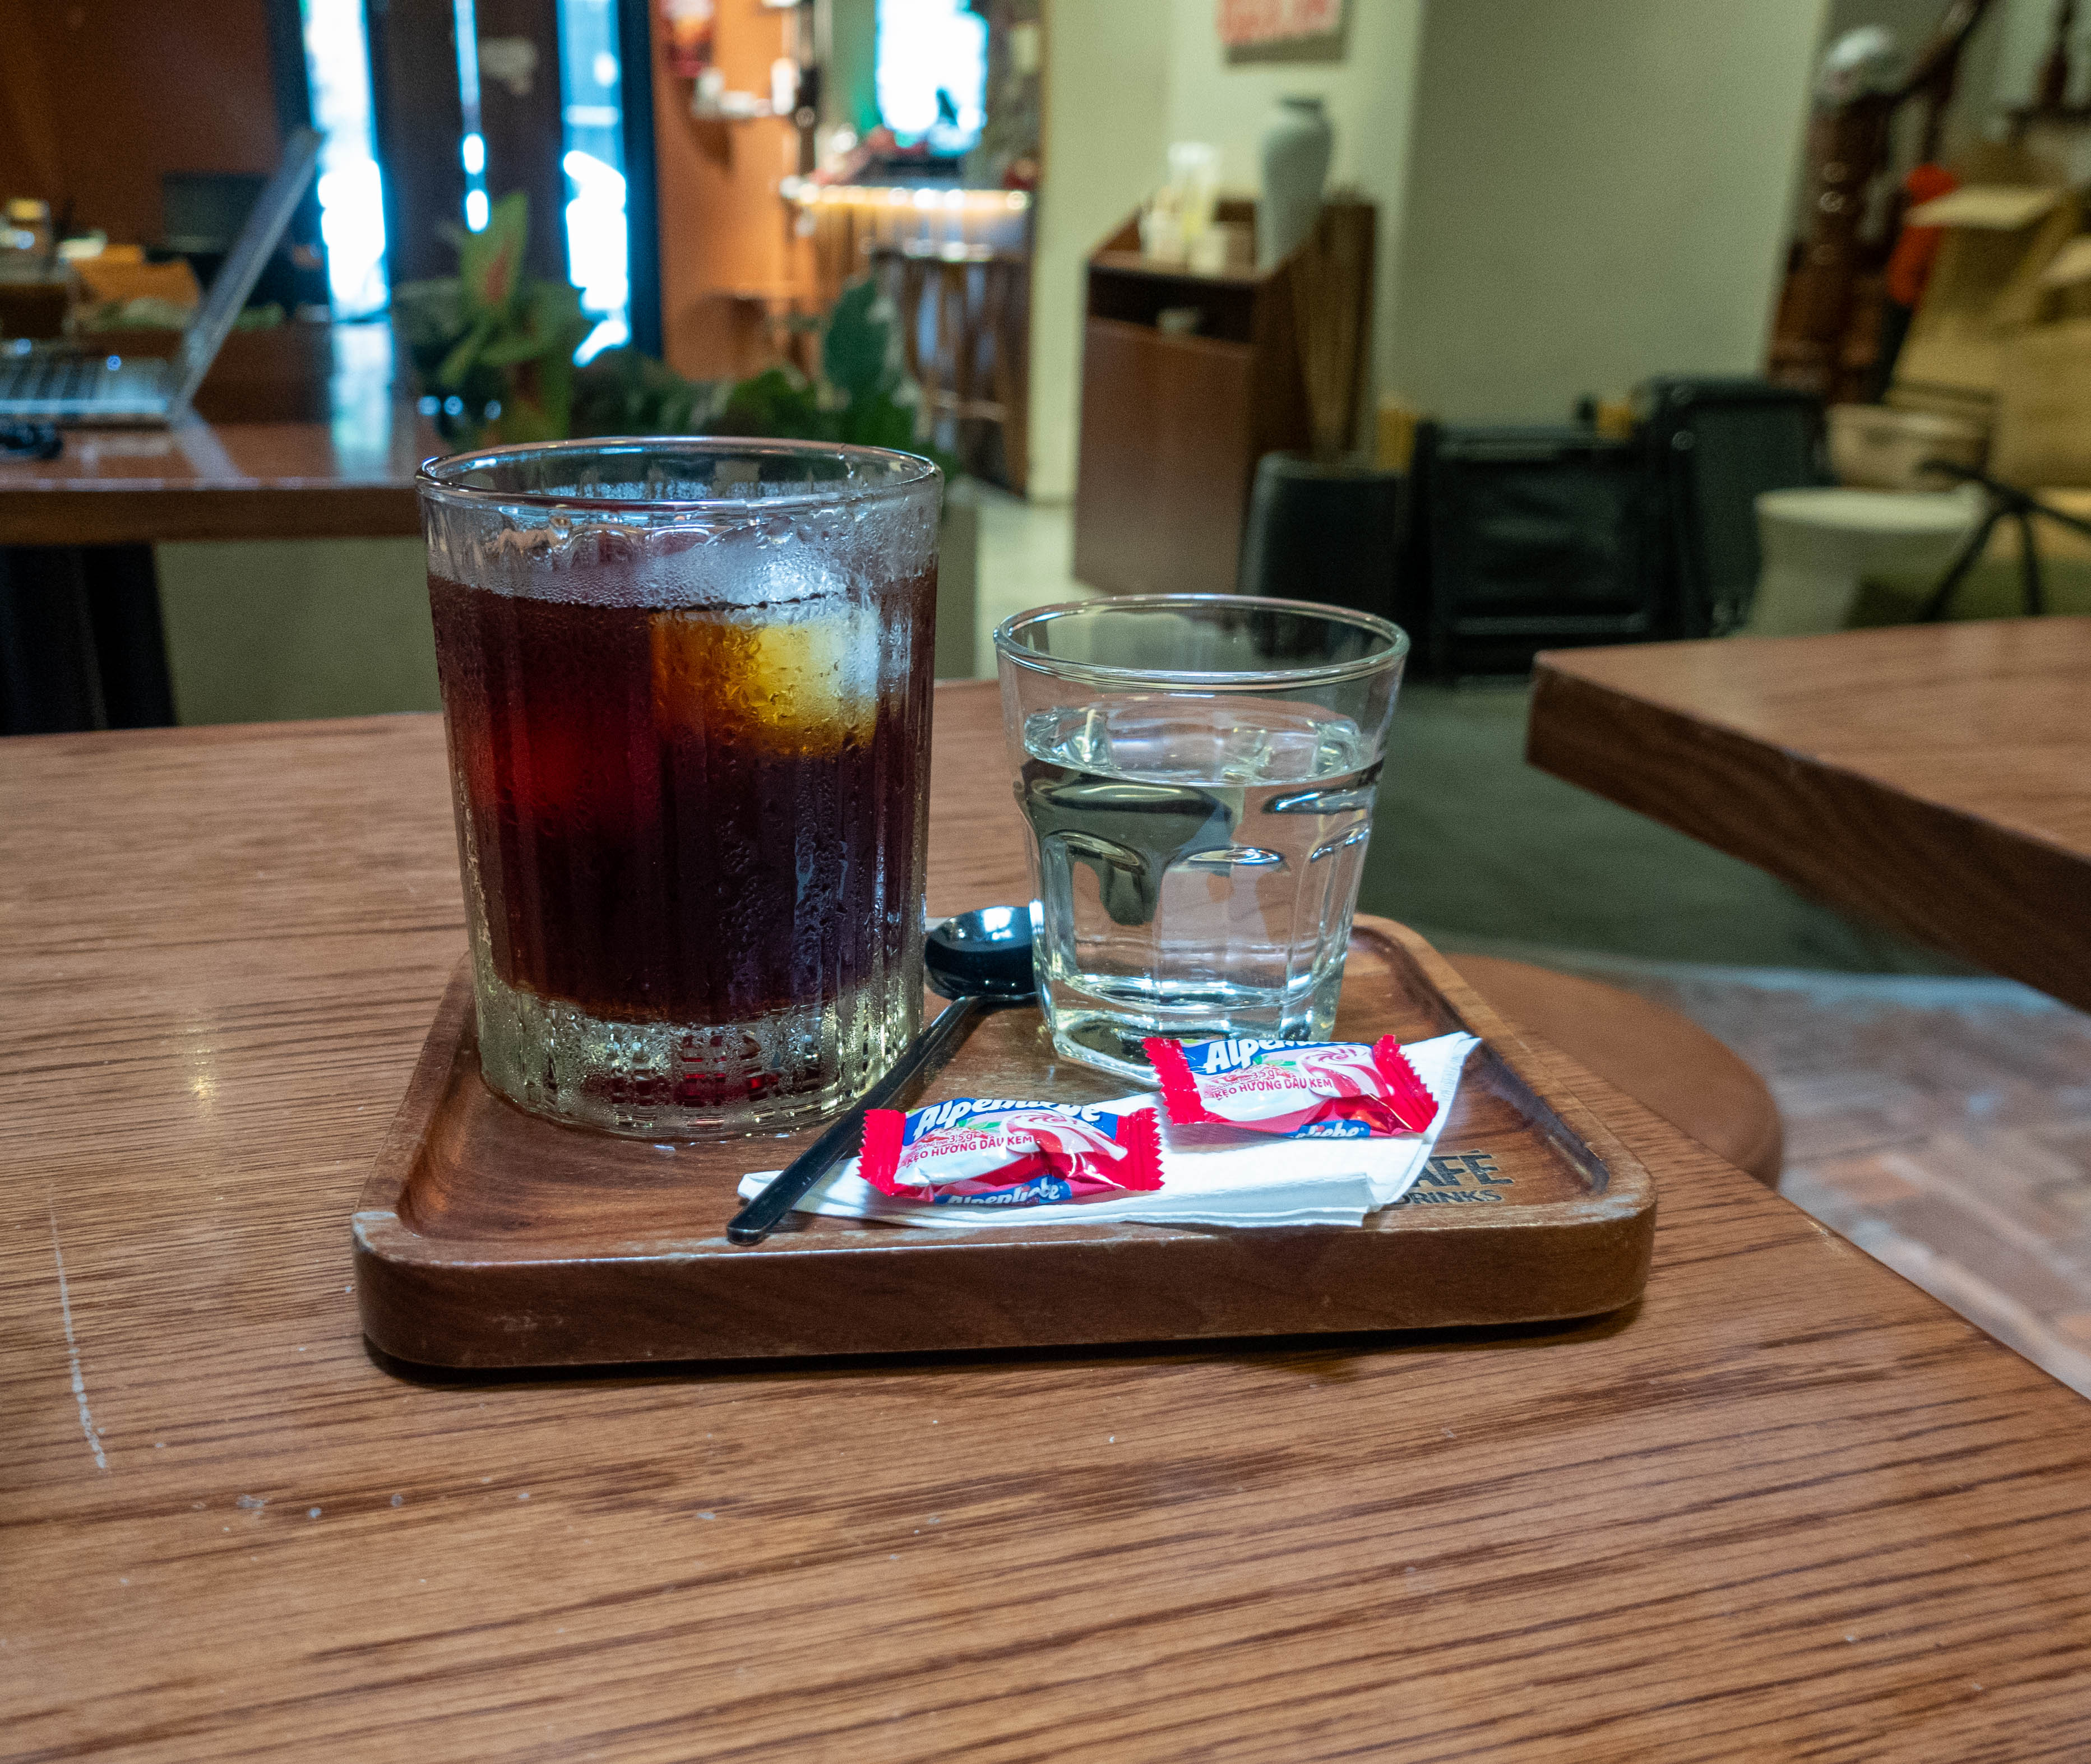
[
  {"xmin": 738, "ymin": 1031, "xmax": 1478, "ymax": 1229},
  {"xmin": 859, "ymin": 1096, "xmax": 1163, "ymax": 1208},
  {"xmin": 1144, "ymin": 1035, "xmax": 1439, "ymax": 1140}
]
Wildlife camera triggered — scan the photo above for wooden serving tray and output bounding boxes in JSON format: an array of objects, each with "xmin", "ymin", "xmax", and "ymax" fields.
[{"xmin": 355, "ymin": 918, "xmax": 1654, "ymax": 1368}]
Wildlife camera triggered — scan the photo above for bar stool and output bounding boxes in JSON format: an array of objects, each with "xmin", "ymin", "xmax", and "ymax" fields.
[
  {"xmin": 1446, "ymin": 955, "xmax": 1784, "ymax": 1189},
  {"xmin": 872, "ymin": 241, "xmax": 1030, "ymax": 494}
]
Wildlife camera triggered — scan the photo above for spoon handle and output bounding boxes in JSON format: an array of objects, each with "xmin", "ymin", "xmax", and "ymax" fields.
[{"xmin": 726, "ymin": 994, "xmax": 1011, "ymax": 1245}]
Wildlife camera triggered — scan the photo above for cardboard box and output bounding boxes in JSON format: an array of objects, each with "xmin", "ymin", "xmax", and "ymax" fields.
[{"xmin": 1893, "ymin": 183, "xmax": 2080, "ymax": 410}]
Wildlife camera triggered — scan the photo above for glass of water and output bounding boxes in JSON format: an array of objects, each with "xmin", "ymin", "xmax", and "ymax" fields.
[{"xmin": 994, "ymin": 594, "xmax": 1408, "ymax": 1082}]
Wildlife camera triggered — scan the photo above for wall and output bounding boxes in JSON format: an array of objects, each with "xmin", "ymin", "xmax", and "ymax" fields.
[
  {"xmin": 1990, "ymin": 0, "xmax": 2091, "ymax": 109},
  {"xmin": 156, "ymin": 539, "xmax": 440, "ymax": 725},
  {"xmin": 649, "ymin": 0, "xmax": 808, "ymax": 380},
  {"xmin": 1025, "ymin": 0, "xmax": 1172, "ymax": 499},
  {"xmin": 1990, "ymin": 0, "xmax": 2091, "ymax": 181},
  {"xmin": 1385, "ymin": 0, "xmax": 1826, "ymax": 423},
  {"xmin": 0, "ymin": 0, "xmax": 283, "ymax": 245},
  {"xmin": 1160, "ymin": 0, "xmax": 1427, "ymax": 422},
  {"xmin": 1037, "ymin": 0, "xmax": 1816, "ymax": 470},
  {"xmin": 828, "ymin": 0, "xmax": 881, "ymax": 136}
]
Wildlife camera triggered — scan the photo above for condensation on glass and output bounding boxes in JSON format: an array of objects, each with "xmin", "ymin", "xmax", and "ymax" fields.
[{"xmin": 420, "ymin": 438, "xmax": 941, "ymax": 1140}]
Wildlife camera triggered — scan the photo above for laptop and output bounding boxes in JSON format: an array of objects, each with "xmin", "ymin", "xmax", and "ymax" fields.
[{"xmin": 0, "ymin": 128, "xmax": 322, "ymax": 427}]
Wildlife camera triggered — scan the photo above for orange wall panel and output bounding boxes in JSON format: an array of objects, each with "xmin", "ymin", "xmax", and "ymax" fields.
[
  {"xmin": 0, "ymin": 0, "xmax": 281, "ymax": 246},
  {"xmin": 647, "ymin": 0, "xmax": 813, "ymax": 381}
]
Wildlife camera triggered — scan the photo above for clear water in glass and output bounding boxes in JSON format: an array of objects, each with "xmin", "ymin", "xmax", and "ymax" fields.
[{"xmin": 1017, "ymin": 697, "xmax": 1380, "ymax": 1081}]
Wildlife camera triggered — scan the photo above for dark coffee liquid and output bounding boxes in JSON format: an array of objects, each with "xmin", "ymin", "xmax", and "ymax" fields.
[{"xmin": 429, "ymin": 571, "xmax": 933, "ymax": 1027}]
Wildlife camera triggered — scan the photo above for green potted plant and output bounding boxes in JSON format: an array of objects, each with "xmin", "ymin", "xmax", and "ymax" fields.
[
  {"xmin": 401, "ymin": 201, "xmax": 979, "ymax": 673},
  {"xmin": 571, "ymin": 277, "xmax": 947, "ymax": 470},
  {"xmin": 392, "ymin": 193, "xmax": 593, "ymax": 447}
]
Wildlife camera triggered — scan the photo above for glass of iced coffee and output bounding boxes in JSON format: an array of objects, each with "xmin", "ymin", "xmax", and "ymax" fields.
[{"xmin": 418, "ymin": 438, "xmax": 941, "ymax": 1140}]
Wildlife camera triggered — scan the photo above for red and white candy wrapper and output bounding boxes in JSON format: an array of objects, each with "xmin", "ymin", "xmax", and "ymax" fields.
[
  {"xmin": 1144, "ymin": 1035, "xmax": 1440, "ymax": 1140},
  {"xmin": 859, "ymin": 1096, "xmax": 1163, "ymax": 1207}
]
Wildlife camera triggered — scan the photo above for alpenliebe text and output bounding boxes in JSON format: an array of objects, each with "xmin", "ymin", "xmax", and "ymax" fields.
[{"xmin": 1145, "ymin": 1036, "xmax": 1438, "ymax": 1140}]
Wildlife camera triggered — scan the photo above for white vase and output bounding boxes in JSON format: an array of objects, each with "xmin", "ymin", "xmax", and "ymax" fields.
[{"xmin": 1258, "ymin": 96, "xmax": 1333, "ymax": 268}]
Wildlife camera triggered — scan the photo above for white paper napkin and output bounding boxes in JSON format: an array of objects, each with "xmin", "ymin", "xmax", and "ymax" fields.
[{"xmin": 738, "ymin": 1031, "xmax": 1478, "ymax": 1230}]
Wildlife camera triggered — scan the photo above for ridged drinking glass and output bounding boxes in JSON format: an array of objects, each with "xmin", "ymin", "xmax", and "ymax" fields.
[{"xmin": 420, "ymin": 438, "xmax": 941, "ymax": 1139}]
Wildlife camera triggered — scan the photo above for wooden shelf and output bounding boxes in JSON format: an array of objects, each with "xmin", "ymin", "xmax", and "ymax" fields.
[
  {"xmin": 1073, "ymin": 199, "xmax": 1375, "ymax": 598},
  {"xmin": 1088, "ymin": 250, "xmax": 1261, "ymax": 289}
]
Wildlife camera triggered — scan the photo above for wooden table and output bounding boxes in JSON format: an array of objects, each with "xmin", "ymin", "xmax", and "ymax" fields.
[
  {"xmin": 1529, "ymin": 618, "xmax": 2091, "ymax": 1015},
  {"xmin": 0, "ymin": 342, "xmax": 429, "ymax": 547},
  {"xmin": 7, "ymin": 682, "xmax": 2091, "ymax": 1761},
  {"xmin": 0, "ymin": 335, "xmax": 432, "ymax": 731}
]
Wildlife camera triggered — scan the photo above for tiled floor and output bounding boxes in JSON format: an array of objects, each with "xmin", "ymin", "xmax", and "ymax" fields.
[
  {"xmin": 1541, "ymin": 956, "xmax": 2091, "ymax": 1400},
  {"xmin": 969, "ymin": 486, "xmax": 1095, "ymax": 677}
]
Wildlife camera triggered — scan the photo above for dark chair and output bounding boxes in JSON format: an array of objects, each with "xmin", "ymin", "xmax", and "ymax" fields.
[
  {"xmin": 1399, "ymin": 422, "xmax": 1658, "ymax": 677},
  {"xmin": 0, "ymin": 546, "xmax": 173, "ymax": 734},
  {"xmin": 1635, "ymin": 377, "xmax": 1828, "ymax": 637},
  {"xmin": 1236, "ymin": 452, "xmax": 1403, "ymax": 618}
]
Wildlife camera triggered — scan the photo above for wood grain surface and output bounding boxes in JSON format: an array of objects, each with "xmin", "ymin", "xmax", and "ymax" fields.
[
  {"xmin": 355, "ymin": 921, "xmax": 1654, "ymax": 1367},
  {"xmin": 1528, "ymin": 619, "xmax": 2091, "ymax": 1015},
  {"xmin": 1071, "ymin": 317, "xmax": 1261, "ymax": 598},
  {"xmin": 6, "ymin": 680, "xmax": 2091, "ymax": 1761},
  {"xmin": 0, "ymin": 362, "xmax": 431, "ymax": 546}
]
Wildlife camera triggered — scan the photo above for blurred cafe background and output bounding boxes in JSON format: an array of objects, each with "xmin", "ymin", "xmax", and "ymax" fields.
[{"xmin": 6, "ymin": 0, "xmax": 2091, "ymax": 1381}]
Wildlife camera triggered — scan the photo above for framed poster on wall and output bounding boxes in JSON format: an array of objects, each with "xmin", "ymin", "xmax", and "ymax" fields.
[{"xmin": 1218, "ymin": 0, "xmax": 1347, "ymax": 64}]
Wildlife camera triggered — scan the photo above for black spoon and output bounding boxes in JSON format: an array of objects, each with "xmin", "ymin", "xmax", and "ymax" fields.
[{"xmin": 725, "ymin": 906, "xmax": 1037, "ymax": 1245}]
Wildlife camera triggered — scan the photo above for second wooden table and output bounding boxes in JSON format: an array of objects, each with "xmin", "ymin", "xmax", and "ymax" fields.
[{"xmin": 1528, "ymin": 617, "xmax": 2091, "ymax": 1012}]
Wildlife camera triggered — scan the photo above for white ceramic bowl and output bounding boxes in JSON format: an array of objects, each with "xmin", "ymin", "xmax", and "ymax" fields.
[{"xmin": 1828, "ymin": 404, "xmax": 1986, "ymax": 491}]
